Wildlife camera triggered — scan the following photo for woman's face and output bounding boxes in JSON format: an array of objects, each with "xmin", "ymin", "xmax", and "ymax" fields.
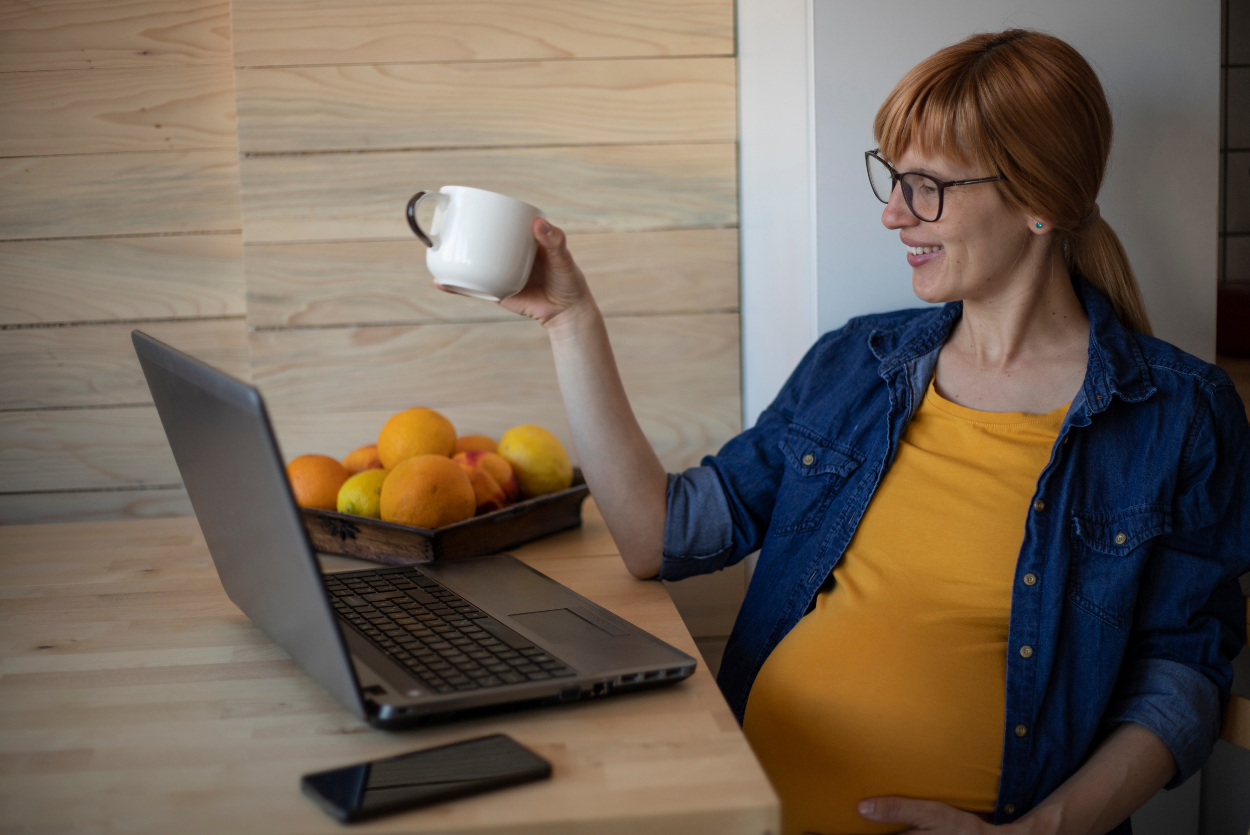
[{"xmin": 880, "ymin": 147, "xmax": 1037, "ymax": 305}]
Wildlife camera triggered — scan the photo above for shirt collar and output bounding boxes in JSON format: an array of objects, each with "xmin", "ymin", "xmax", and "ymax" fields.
[{"xmin": 869, "ymin": 276, "xmax": 1156, "ymax": 415}]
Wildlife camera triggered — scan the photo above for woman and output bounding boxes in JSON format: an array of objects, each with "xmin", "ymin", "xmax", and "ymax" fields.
[{"xmin": 455, "ymin": 30, "xmax": 1250, "ymax": 835}]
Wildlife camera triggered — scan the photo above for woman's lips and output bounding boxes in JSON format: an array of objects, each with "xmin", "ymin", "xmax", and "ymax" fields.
[{"xmin": 906, "ymin": 244, "xmax": 943, "ymax": 268}]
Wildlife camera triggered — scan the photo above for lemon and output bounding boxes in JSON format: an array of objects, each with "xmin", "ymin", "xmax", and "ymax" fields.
[
  {"xmin": 336, "ymin": 468, "xmax": 388, "ymax": 518},
  {"xmin": 498, "ymin": 425, "xmax": 573, "ymax": 499}
]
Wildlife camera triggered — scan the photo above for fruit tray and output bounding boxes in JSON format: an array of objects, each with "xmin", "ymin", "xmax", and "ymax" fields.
[{"xmin": 300, "ymin": 469, "xmax": 590, "ymax": 564}]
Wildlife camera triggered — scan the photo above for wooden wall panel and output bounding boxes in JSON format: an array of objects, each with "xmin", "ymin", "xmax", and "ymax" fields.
[
  {"xmin": 0, "ymin": 319, "xmax": 250, "ymax": 410},
  {"xmin": 239, "ymin": 144, "xmax": 736, "ymax": 243},
  {"xmin": 1, "ymin": 235, "xmax": 244, "ymax": 325},
  {"xmin": 231, "ymin": 0, "xmax": 733, "ymax": 67},
  {"xmin": 234, "ymin": 58, "xmax": 735, "ymax": 153},
  {"xmin": 0, "ymin": 407, "xmax": 180, "ymax": 493},
  {"xmin": 0, "ymin": 150, "xmax": 241, "ymax": 240},
  {"xmin": 245, "ymin": 229, "xmax": 738, "ymax": 327},
  {"xmin": 0, "ymin": 66, "xmax": 238, "ymax": 156},
  {"xmin": 0, "ymin": 0, "xmax": 232, "ymax": 71},
  {"xmin": 249, "ymin": 314, "xmax": 738, "ymax": 415},
  {"xmin": 1, "ymin": 0, "xmax": 245, "ymax": 524}
]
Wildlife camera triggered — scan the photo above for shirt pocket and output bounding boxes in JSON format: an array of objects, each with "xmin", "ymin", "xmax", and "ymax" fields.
[
  {"xmin": 771, "ymin": 426, "xmax": 864, "ymax": 535},
  {"xmin": 1068, "ymin": 506, "xmax": 1172, "ymax": 628}
]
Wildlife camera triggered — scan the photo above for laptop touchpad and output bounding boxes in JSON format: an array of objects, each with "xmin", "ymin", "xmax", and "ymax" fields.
[{"xmin": 510, "ymin": 608, "xmax": 620, "ymax": 644}]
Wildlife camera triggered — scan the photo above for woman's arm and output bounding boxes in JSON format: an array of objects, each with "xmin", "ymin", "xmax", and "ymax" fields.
[
  {"xmin": 495, "ymin": 220, "xmax": 667, "ymax": 579},
  {"xmin": 855, "ymin": 722, "xmax": 1176, "ymax": 835}
]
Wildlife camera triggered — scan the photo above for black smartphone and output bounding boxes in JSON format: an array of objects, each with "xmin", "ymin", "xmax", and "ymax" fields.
[{"xmin": 301, "ymin": 733, "xmax": 551, "ymax": 823}]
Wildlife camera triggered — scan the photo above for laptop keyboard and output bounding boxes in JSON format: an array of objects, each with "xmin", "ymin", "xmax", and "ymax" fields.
[{"xmin": 323, "ymin": 566, "xmax": 576, "ymax": 695}]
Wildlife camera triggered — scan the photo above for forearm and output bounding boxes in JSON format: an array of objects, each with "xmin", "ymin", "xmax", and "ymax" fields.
[
  {"xmin": 1013, "ymin": 722, "xmax": 1176, "ymax": 835},
  {"xmin": 546, "ymin": 302, "xmax": 667, "ymax": 579}
]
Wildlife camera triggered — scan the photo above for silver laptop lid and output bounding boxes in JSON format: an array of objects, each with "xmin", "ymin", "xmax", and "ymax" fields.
[{"xmin": 133, "ymin": 330, "xmax": 367, "ymax": 720}]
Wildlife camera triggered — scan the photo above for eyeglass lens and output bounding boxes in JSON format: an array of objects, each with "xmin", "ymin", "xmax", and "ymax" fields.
[{"xmin": 866, "ymin": 155, "xmax": 942, "ymax": 222}]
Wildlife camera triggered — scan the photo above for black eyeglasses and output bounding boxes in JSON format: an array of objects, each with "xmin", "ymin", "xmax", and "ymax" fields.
[{"xmin": 865, "ymin": 150, "xmax": 1006, "ymax": 222}]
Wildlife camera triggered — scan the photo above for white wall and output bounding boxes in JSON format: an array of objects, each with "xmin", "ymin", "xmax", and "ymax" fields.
[{"xmin": 811, "ymin": 0, "xmax": 1221, "ymax": 361}]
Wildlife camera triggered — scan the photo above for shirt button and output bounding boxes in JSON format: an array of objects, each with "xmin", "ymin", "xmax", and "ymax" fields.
[
  {"xmin": 1033, "ymin": 499, "xmax": 1045, "ymax": 512},
  {"xmin": 1005, "ymin": 804, "xmax": 1016, "ymax": 815},
  {"xmin": 1023, "ymin": 573, "xmax": 1038, "ymax": 586},
  {"xmin": 802, "ymin": 453, "xmax": 815, "ymax": 466},
  {"xmin": 1015, "ymin": 724, "xmax": 1029, "ymax": 737},
  {"xmin": 1114, "ymin": 532, "xmax": 1127, "ymax": 545},
  {"xmin": 1019, "ymin": 645, "xmax": 1034, "ymax": 658}
]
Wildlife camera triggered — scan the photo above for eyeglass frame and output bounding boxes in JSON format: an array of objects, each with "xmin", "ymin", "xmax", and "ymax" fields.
[{"xmin": 865, "ymin": 149, "xmax": 1007, "ymax": 222}]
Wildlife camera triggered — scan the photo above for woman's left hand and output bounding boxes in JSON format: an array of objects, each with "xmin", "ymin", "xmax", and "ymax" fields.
[{"xmin": 855, "ymin": 797, "xmax": 1003, "ymax": 834}]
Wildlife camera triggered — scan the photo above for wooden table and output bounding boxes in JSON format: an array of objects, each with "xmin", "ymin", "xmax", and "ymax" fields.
[{"xmin": 0, "ymin": 501, "xmax": 779, "ymax": 834}]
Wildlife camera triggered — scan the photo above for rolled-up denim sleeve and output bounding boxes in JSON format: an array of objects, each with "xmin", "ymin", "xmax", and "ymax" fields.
[
  {"xmin": 1104, "ymin": 658, "xmax": 1221, "ymax": 786},
  {"xmin": 1107, "ymin": 382, "xmax": 1250, "ymax": 787},
  {"xmin": 659, "ymin": 468, "xmax": 736, "ymax": 581},
  {"xmin": 655, "ymin": 329, "xmax": 846, "ymax": 582}
]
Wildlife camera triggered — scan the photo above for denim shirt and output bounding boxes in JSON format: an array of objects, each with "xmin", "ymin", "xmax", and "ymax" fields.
[{"xmin": 661, "ymin": 279, "xmax": 1249, "ymax": 827}]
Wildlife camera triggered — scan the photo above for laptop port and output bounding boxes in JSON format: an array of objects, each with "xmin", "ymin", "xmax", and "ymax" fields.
[
  {"xmin": 558, "ymin": 687, "xmax": 580, "ymax": 702},
  {"xmin": 620, "ymin": 673, "xmax": 641, "ymax": 684},
  {"xmin": 665, "ymin": 668, "xmax": 684, "ymax": 677},
  {"xmin": 643, "ymin": 670, "xmax": 662, "ymax": 681}
]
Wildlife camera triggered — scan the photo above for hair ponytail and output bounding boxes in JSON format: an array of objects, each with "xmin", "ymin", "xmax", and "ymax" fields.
[
  {"xmin": 875, "ymin": 29, "xmax": 1153, "ymax": 334},
  {"xmin": 1065, "ymin": 219, "xmax": 1152, "ymax": 335}
]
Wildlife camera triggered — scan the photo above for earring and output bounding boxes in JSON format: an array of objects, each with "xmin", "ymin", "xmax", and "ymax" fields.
[{"xmin": 1035, "ymin": 222, "xmax": 1043, "ymax": 228}]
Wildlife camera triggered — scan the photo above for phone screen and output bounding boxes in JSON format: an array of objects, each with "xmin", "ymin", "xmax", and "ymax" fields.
[{"xmin": 301, "ymin": 734, "xmax": 551, "ymax": 822}]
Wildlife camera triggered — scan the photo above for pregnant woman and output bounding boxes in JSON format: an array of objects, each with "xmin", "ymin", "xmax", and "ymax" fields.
[{"xmin": 457, "ymin": 30, "xmax": 1250, "ymax": 835}]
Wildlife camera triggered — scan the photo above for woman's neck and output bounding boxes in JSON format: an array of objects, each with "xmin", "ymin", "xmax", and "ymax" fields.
[{"xmin": 935, "ymin": 247, "xmax": 1091, "ymax": 413}]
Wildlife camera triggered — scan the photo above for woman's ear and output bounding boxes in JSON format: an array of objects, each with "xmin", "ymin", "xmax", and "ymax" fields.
[{"xmin": 1029, "ymin": 218, "xmax": 1050, "ymax": 234}]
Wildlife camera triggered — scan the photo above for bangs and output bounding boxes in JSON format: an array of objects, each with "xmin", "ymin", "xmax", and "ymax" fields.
[{"xmin": 873, "ymin": 61, "xmax": 993, "ymax": 172}]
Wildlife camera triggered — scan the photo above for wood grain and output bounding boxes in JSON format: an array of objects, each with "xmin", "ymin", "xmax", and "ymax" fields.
[
  {"xmin": 238, "ymin": 143, "xmax": 736, "ymax": 242},
  {"xmin": 0, "ymin": 0, "xmax": 231, "ymax": 71},
  {"xmin": 0, "ymin": 406, "xmax": 179, "ymax": 492},
  {"xmin": 248, "ymin": 314, "xmax": 739, "ymax": 414},
  {"xmin": 244, "ymin": 229, "xmax": 738, "ymax": 327},
  {"xmin": 0, "ymin": 318, "xmax": 249, "ymax": 410},
  {"xmin": 0, "ymin": 516, "xmax": 778, "ymax": 832},
  {"xmin": 231, "ymin": 0, "xmax": 733, "ymax": 68},
  {"xmin": 1, "ymin": 234, "xmax": 244, "ymax": 325},
  {"xmin": 0, "ymin": 150, "xmax": 241, "ymax": 240},
  {"xmin": 0, "ymin": 65, "xmax": 237, "ymax": 156},
  {"xmin": 235, "ymin": 58, "xmax": 734, "ymax": 154},
  {"xmin": 0, "ymin": 487, "xmax": 192, "ymax": 526}
]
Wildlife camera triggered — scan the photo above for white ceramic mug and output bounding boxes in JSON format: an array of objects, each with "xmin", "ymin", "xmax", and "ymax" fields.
[{"xmin": 406, "ymin": 186, "xmax": 545, "ymax": 301}]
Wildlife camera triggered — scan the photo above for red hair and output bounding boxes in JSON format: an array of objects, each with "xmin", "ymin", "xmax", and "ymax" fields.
[{"xmin": 874, "ymin": 30, "xmax": 1151, "ymax": 334}]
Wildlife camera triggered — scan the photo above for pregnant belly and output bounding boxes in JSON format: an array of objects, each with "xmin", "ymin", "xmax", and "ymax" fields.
[{"xmin": 742, "ymin": 598, "xmax": 1007, "ymax": 835}]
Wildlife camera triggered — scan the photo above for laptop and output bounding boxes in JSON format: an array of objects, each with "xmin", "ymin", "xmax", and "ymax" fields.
[{"xmin": 132, "ymin": 330, "xmax": 696, "ymax": 730}]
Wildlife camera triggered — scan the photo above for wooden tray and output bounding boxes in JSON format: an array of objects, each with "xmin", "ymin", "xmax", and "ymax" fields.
[{"xmin": 301, "ymin": 469, "xmax": 589, "ymax": 564}]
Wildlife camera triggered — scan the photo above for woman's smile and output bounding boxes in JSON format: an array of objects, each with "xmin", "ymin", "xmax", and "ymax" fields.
[{"xmin": 904, "ymin": 240, "xmax": 944, "ymax": 268}]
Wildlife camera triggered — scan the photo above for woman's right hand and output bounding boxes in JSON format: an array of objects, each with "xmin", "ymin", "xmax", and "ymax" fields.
[{"xmin": 497, "ymin": 218, "xmax": 595, "ymax": 330}]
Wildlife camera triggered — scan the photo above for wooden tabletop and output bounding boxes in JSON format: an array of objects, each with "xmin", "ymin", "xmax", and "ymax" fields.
[{"xmin": 0, "ymin": 501, "xmax": 779, "ymax": 834}]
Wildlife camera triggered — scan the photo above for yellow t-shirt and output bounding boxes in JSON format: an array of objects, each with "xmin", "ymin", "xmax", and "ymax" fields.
[{"xmin": 743, "ymin": 381, "xmax": 1067, "ymax": 835}]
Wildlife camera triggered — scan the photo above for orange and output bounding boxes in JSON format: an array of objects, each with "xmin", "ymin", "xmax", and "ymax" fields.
[
  {"xmin": 337, "ymin": 469, "xmax": 388, "ymax": 518},
  {"xmin": 342, "ymin": 443, "xmax": 383, "ymax": 474},
  {"xmin": 456, "ymin": 434, "xmax": 498, "ymax": 454},
  {"xmin": 454, "ymin": 450, "xmax": 519, "ymax": 505},
  {"xmin": 287, "ymin": 454, "xmax": 351, "ymax": 510},
  {"xmin": 380, "ymin": 454, "xmax": 475, "ymax": 529},
  {"xmin": 498, "ymin": 425, "xmax": 573, "ymax": 499},
  {"xmin": 377, "ymin": 408, "xmax": 457, "ymax": 468}
]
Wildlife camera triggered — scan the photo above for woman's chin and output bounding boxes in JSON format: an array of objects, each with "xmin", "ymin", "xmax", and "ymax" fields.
[{"xmin": 911, "ymin": 271, "xmax": 957, "ymax": 305}]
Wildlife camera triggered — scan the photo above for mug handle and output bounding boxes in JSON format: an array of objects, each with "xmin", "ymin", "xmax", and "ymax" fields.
[{"xmin": 406, "ymin": 191, "xmax": 445, "ymax": 248}]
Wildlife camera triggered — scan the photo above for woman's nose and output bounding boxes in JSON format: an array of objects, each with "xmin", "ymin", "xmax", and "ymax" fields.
[{"xmin": 881, "ymin": 183, "xmax": 916, "ymax": 230}]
